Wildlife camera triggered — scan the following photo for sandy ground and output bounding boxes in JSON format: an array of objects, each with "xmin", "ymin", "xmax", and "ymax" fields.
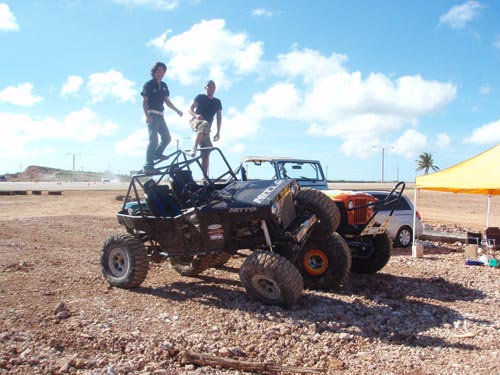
[
  {"xmin": 1, "ymin": 186, "xmax": 500, "ymax": 374},
  {"xmin": 1, "ymin": 182, "xmax": 499, "ymax": 230}
]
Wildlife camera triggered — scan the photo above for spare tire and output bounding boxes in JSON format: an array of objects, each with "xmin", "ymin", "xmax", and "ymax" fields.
[{"xmin": 295, "ymin": 188, "xmax": 340, "ymax": 239}]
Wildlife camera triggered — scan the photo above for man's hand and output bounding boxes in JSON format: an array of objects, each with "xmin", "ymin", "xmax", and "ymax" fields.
[
  {"xmin": 146, "ymin": 115, "xmax": 152, "ymax": 125},
  {"xmin": 213, "ymin": 133, "xmax": 220, "ymax": 142},
  {"xmin": 177, "ymin": 109, "xmax": 183, "ymax": 117}
]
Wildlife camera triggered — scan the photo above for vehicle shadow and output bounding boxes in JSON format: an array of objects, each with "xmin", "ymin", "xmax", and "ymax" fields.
[{"xmin": 133, "ymin": 268, "xmax": 486, "ymax": 350}]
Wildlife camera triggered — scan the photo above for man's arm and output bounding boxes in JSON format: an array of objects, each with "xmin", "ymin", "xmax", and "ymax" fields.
[
  {"xmin": 143, "ymin": 96, "xmax": 152, "ymax": 124},
  {"xmin": 188, "ymin": 101, "xmax": 203, "ymax": 120},
  {"xmin": 213, "ymin": 109, "xmax": 222, "ymax": 141},
  {"xmin": 164, "ymin": 97, "xmax": 183, "ymax": 117}
]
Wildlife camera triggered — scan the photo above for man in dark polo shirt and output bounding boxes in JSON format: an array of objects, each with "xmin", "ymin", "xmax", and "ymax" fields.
[
  {"xmin": 188, "ymin": 80, "xmax": 222, "ymax": 175},
  {"xmin": 141, "ymin": 62, "xmax": 183, "ymax": 175}
]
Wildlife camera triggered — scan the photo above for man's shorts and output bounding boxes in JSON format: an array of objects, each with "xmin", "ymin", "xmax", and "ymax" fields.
[{"xmin": 190, "ymin": 119, "xmax": 210, "ymax": 135}]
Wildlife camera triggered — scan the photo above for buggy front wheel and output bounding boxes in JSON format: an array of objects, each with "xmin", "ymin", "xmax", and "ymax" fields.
[
  {"xmin": 295, "ymin": 233, "xmax": 351, "ymax": 290},
  {"xmin": 239, "ymin": 251, "xmax": 303, "ymax": 307}
]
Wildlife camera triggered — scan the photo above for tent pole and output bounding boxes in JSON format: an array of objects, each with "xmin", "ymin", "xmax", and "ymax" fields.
[
  {"xmin": 486, "ymin": 194, "xmax": 491, "ymax": 228},
  {"xmin": 412, "ymin": 188, "xmax": 418, "ymax": 245},
  {"xmin": 412, "ymin": 187, "xmax": 422, "ymax": 257}
]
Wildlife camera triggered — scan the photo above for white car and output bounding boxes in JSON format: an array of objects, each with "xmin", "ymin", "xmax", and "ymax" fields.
[{"xmin": 364, "ymin": 191, "xmax": 424, "ymax": 248}]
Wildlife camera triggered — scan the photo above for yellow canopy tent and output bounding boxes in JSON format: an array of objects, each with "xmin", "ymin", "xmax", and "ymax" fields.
[{"xmin": 412, "ymin": 144, "xmax": 500, "ymax": 247}]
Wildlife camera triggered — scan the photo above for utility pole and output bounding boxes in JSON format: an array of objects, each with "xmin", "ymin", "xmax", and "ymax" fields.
[
  {"xmin": 372, "ymin": 146, "xmax": 394, "ymax": 183},
  {"xmin": 67, "ymin": 153, "xmax": 82, "ymax": 182}
]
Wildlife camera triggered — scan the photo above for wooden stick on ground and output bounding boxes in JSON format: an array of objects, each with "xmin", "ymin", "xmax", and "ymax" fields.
[{"xmin": 178, "ymin": 349, "xmax": 329, "ymax": 374}]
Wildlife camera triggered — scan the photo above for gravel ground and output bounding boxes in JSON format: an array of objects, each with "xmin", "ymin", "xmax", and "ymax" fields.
[{"xmin": 1, "ymin": 192, "xmax": 500, "ymax": 375}]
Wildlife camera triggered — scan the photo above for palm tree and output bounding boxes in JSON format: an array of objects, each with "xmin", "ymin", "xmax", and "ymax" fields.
[{"xmin": 415, "ymin": 152, "xmax": 440, "ymax": 175}]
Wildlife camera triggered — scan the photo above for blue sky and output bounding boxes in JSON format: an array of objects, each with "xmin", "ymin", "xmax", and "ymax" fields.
[{"xmin": 1, "ymin": 0, "xmax": 500, "ymax": 181}]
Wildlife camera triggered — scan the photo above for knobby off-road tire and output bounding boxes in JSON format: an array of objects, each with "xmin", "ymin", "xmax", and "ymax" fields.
[
  {"xmin": 295, "ymin": 188, "xmax": 340, "ymax": 240},
  {"xmin": 240, "ymin": 250, "xmax": 303, "ymax": 308},
  {"xmin": 100, "ymin": 233, "xmax": 149, "ymax": 288},
  {"xmin": 394, "ymin": 225, "xmax": 412, "ymax": 248},
  {"xmin": 351, "ymin": 231, "xmax": 392, "ymax": 274},
  {"xmin": 295, "ymin": 232, "xmax": 352, "ymax": 290},
  {"xmin": 210, "ymin": 251, "xmax": 231, "ymax": 267},
  {"xmin": 170, "ymin": 254, "xmax": 214, "ymax": 276}
]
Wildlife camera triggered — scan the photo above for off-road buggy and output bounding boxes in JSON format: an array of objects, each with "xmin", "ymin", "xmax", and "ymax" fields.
[
  {"xmin": 237, "ymin": 157, "xmax": 407, "ymax": 274},
  {"xmin": 100, "ymin": 148, "xmax": 351, "ymax": 307}
]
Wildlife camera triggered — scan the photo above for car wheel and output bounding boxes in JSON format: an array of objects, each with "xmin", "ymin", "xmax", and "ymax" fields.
[{"xmin": 394, "ymin": 225, "xmax": 413, "ymax": 248}]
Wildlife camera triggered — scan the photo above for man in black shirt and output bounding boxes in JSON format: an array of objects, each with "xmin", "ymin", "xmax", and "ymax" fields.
[
  {"xmin": 188, "ymin": 80, "xmax": 222, "ymax": 175},
  {"xmin": 141, "ymin": 62, "xmax": 183, "ymax": 174}
]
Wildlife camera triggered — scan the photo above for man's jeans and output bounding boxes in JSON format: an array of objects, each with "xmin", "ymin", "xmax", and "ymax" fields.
[{"xmin": 145, "ymin": 114, "xmax": 171, "ymax": 169}]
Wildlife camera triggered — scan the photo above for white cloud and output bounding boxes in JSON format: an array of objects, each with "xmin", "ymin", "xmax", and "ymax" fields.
[
  {"xmin": 112, "ymin": 0, "xmax": 178, "ymax": 11},
  {"xmin": 115, "ymin": 129, "xmax": 147, "ymax": 157},
  {"xmin": 433, "ymin": 132, "xmax": 452, "ymax": 148},
  {"xmin": 147, "ymin": 19, "xmax": 264, "ymax": 86},
  {"xmin": 391, "ymin": 129, "xmax": 428, "ymax": 158},
  {"xmin": 0, "ymin": 3, "xmax": 19, "ymax": 31},
  {"xmin": 439, "ymin": 1, "xmax": 482, "ymax": 29},
  {"xmin": 61, "ymin": 75, "xmax": 84, "ymax": 98},
  {"xmin": 252, "ymin": 8, "xmax": 274, "ymax": 17},
  {"xmin": 0, "ymin": 83, "xmax": 43, "ymax": 107},
  {"xmin": 224, "ymin": 47, "xmax": 458, "ymax": 159},
  {"xmin": 463, "ymin": 118, "xmax": 500, "ymax": 144},
  {"xmin": 248, "ymin": 83, "xmax": 301, "ymax": 119},
  {"xmin": 87, "ymin": 70, "xmax": 136, "ymax": 104},
  {"xmin": 254, "ymin": 52, "xmax": 456, "ymax": 157},
  {"xmin": 229, "ymin": 143, "xmax": 245, "ymax": 153},
  {"xmin": 275, "ymin": 48, "xmax": 347, "ymax": 83},
  {"xmin": 0, "ymin": 109, "xmax": 118, "ymax": 158}
]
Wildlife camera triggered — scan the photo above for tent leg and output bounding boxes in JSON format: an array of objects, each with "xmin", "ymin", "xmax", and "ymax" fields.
[
  {"xmin": 412, "ymin": 187, "xmax": 423, "ymax": 257},
  {"xmin": 486, "ymin": 194, "xmax": 491, "ymax": 228}
]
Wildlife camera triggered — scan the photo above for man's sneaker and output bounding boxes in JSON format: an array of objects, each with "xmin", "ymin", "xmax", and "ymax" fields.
[
  {"xmin": 143, "ymin": 167, "xmax": 160, "ymax": 175},
  {"xmin": 154, "ymin": 154, "xmax": 169, "ymax": 161},
  {"xmin": 187, "ymin": 148, "xmax": 196, "ymax": 157}
]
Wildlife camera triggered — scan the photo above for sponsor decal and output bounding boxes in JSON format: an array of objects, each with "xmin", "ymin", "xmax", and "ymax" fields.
[
  {"xmin": 229, "ymin": 207, "xmax": 257, "ymax": 213},
  {"xmin": 208, "ymin": 224, "xmax": 224, "ymax": 241},
  {"xmin": 253, "ymin": 180, "xmax": 281, "ymax": 204}
]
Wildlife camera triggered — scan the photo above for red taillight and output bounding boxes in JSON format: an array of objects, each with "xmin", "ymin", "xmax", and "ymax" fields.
[{"xmin": 416, "ymin": 211, "xmax": 421, "ymax": 220}]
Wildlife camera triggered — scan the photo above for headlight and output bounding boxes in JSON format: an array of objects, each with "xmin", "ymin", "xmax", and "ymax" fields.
[
  {"xmin": 347, "ymin": 200, "xmax": 354, "ymax": 209},
  {"xmin": 271, "ymin": 200, "xmax": 280, "ymax": 216},
  {"xmin": 271, "ymin": 200, "xmax": 281, "ymax": 224}
]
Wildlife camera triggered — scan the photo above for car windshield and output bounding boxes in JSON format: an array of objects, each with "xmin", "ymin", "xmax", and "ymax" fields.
[{"xmin": 276, "ymin": 161, "xmax": 324, "ymax": 181}]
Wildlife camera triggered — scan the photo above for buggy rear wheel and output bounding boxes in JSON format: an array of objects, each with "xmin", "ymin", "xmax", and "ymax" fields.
[
  {"xmin": 295, "ymin": 232, "xmax": 351, "ymax": 290},
  {"xmin": 170, "ymin": 254, "xmax": 214, "ymax": 276},
  {"xmin": 351, "ymin": 231, "xmax": 392, "ymax": 274},
  {"xmin": 211, "ymin": 251, "xmax": 231, "ymax": 267},
  {"xmin": 240, "ymin": 250, "xmax": 303, "ymax": 307},
  {"xmin": 100, "ymin": 233, "xmax": 149, "ymax": 288},
  {"xmin": 295, "ymin": 188, "xmax": 340, "ymax": 240}
]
